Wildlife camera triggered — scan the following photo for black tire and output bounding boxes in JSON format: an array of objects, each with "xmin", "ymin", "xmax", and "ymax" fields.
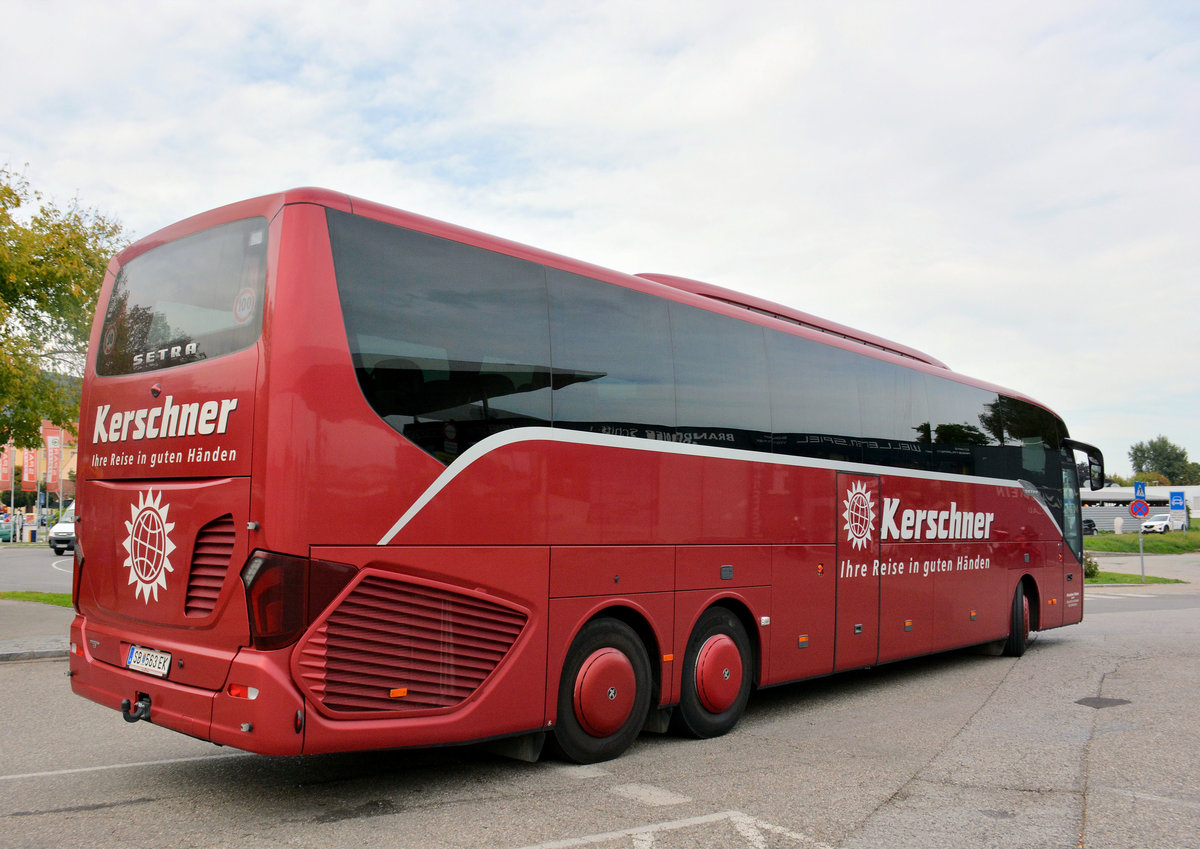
[
  {"xmin": 1002, "ymin": 583, "xmax": 1031, "ymax": 657},
  {"xmin": 553, "ymin": 617, "xmax": 652, "ymax": 764},
  {"xmin": 52, "ymin": 547, "xmax": 63, "ymax": 556},
  {"xmin": 673, "ymin": 607, "xmax": 752, "ymax": 739}
]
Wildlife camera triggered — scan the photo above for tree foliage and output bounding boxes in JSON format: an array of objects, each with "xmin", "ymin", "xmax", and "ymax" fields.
[
  {"xmin": 1129, "ymin": 435, "xmax": 1193, "ymax": 485},
  {"xmin": 1, "ymin": 168, "xmax": 126, "ymax": 447}
]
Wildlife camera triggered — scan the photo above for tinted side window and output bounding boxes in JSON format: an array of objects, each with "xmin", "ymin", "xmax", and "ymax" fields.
[
  {"xmin": 547, "ymin": 271, "xmax": 675, "ymax": 438},
  {"xmin": 922, "ymin": 376, "xmax": 1001, "ymax": 476},
  {"xmin": 994, "ymin": 395, "xmax": 1067, "ymax": 521},
  {"xmin": 858, "ymin": 357, "xmax": 930, "ymax": 470},
  {"xmin": 328, "ymin": 210, "xmax": 552, "ymax": 464},
  {"xmin": 670, "ymin": 303, "xmax": 770, "ymax": 450},
  {"xmin": 766, "ymin": 332, "xmax": 864, "ymax": 463}
]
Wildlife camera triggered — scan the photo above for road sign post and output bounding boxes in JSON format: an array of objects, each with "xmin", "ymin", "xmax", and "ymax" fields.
[
  {"xmin": 1130, "ymin": 500, "xmax": 1149, "ymax": 582},
  {"xmin": 1170, "ymin": 491, "xmax": 1187, "ymax": 534}
]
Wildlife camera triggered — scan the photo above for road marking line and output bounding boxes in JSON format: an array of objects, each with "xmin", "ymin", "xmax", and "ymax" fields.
[
  {"xmin": 550, "ymin": 763, "xmax": 610, "ymax": 780},
  {"xmin": 0, "ymin": 752, "xmax": 250, "ymax": 782},
  {"xmin": 508, "ymin": 810, "xmax": 835, "ymax": 849},
  {"xmin": 610, "ymin": 783, "xmax": 691, "ymax": 807},
  {"xmin": 1094, "ymin": 786, "xmax": 1200, "ymax": 811}
]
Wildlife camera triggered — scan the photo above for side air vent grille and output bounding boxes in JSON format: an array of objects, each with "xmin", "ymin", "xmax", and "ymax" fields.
[
  {"xmin": 185, "ymin": 514, "xmax": 235, "ymax": 617},
  {"xmin": 295, "ymin": 574, "xmax": 527, "ymax": 714}
]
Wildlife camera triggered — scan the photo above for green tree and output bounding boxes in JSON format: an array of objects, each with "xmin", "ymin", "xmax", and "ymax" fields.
[
  {"xmin": 1, "ymin": 167, "xmax": 126, "ymax": 447},
  {"xmin": 1129, "ymin": 435, "xmax": 1191, "ymax": 485},
  {"xmin": 1133, "ymin": 470, "xmax": 1170, "ymax": 487}
]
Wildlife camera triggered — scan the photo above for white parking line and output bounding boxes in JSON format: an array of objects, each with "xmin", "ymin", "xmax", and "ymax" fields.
[
  {"xmin": 0, "ymin": 752, "xmax": 250, "ymax": 782},
  {"xmin": 609, "ymin": 783, "xmax": 691, "ymax": 807},
  {"xmin": 509, "ymin": 810, "xmax": 835, "ymax": 849},
  {"xmin": 550, "ymin": 763, "xmax": 610, "ymax": 780},
  {"xmin": 1093, "ymin": 786, "xmax": 1200, "ymax": 812}
]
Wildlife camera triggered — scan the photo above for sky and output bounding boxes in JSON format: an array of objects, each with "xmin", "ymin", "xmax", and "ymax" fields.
[{"xmin": 2, "ymin": 0, "xmax": 1197, "ymax": 477}]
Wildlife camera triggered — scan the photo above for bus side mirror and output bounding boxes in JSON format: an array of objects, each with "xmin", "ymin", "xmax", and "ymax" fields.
[{"xmin": 1064, "ymin": 439, "xmax": 1105, "ymax": 491}]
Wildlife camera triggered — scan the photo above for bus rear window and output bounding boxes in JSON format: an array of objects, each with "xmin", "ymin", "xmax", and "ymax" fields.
[{"xmin": 96, "ymin": 217, "xmax": 268, "ymax": 375}]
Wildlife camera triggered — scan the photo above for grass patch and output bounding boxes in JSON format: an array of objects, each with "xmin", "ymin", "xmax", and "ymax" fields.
[
  {"xmin": 1086, "ymin": 571, "xmax": 1184, "ymax": 585},
  {"xmin": 1085, "ymin": 530, "xmax": 1200, "ymax": 555},
  {"xmin": 0, "ymin": 591, "xmax": 73, "ymax": 608}
]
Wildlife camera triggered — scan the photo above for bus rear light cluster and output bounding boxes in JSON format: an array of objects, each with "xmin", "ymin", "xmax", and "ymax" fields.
[{"xmin": 241, "ymin": 550, "xmax": 356, "ymax": 651}]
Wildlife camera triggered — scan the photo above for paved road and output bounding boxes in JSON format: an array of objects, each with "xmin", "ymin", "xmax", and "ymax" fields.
[
  {"xmin": 0, "ymin": 544, "xmax": 73, "ymax": 593},
  {"xmin": 1, "ymin": 570, "xmax": 1196, "ymax": 848}
]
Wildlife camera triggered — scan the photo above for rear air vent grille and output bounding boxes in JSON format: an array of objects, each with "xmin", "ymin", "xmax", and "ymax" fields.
[
  {"xmin": 295, "ymin": 574, "xmax": 528, "ymax": 714},
  {"xmin": 185, "ymin": 514, "xmax": 235, "ymax": 617}
]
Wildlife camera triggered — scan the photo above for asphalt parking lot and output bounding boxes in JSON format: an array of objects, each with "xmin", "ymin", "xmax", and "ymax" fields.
[{"xmin": 0, "ymin": 551, "xmax": 1197, "ymax": 848}]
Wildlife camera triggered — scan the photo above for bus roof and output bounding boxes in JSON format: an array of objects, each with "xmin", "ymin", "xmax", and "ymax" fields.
[{"xmin": 635, "ymin": 273, "xmax": 948, "ymax": 369}]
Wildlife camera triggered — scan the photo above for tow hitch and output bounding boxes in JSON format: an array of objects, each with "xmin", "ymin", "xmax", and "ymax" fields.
[{"xmin": 121, "ymin": 694, "xmax": 152, "ymax": 723}]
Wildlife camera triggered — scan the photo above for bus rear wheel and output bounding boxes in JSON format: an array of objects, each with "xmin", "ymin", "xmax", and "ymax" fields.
[
  {"xmin": 553, "ymin": 618, "xmax": 652, "ymax": 764},
  {"xmin": 1002, "ymin": 583, "xmax": 1031, "ymax": 657},
  {"xmin": 673, "ymin": 607, "xmax": 752, "ymax": 739}
]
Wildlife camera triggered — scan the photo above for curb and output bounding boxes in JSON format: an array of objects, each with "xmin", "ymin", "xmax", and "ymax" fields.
[{"xmin": 0, "ymin": 638, "xmax": 70, "ymax": 663}]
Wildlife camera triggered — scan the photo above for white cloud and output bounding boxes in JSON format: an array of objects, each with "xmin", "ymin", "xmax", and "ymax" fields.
[{"xmin": 2, "ymin": 0, "xmax": 1197, "ymax": 476}]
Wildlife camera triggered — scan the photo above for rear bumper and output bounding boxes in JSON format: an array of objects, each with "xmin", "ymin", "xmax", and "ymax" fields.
[{"xmin": 69, "ymin": 615, "xmax": 305, "ymax": 755}]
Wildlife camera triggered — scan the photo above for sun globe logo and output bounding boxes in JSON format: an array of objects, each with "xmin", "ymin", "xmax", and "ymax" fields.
[
  {"xmin": 122, "ymin": 490, "xmax": 177, "ymax": 603},
  {"xmin": 842, "ymin": 480, "xmax": 877, "ymax": 551}
]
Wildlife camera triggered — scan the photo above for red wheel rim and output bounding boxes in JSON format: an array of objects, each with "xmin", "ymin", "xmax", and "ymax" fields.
[
  {"xmin": 694, "ymin": 634, "xmax": 742, "ymax": 714},
  {"xmin": 573, "ymin": 647, "xmax": 636, "ymax": 737},
  {"xmin": 1022, "ymin": 595, "xmax": 1031, "ymax": 641}
]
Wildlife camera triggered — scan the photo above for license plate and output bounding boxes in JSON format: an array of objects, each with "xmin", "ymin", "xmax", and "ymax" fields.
[{"xmin": 127, "ymin": 645, "xmax": 172, "ymax": 678}]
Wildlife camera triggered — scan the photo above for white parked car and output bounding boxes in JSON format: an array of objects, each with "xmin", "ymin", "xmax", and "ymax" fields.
[
  {"xmin": 1141, "ymin": 513, "xmax": 1171, "ymax": 534},
  {"xmin": 47, "ymin": 503, "xmax": 75, "ymax": 555}
]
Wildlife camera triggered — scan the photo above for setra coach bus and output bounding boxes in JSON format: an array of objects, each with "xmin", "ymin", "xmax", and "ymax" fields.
[{"xmin": 69, "ymin": 187, "xmax": 1104, "ymax": 763}]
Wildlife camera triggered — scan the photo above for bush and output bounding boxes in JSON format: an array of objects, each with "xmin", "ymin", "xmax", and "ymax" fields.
[{"xmin": 1083, "ymin": 553, "xmax": 1100, "ymax": 580}]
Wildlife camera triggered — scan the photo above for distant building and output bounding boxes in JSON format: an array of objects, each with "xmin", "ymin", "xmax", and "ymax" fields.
[{"xmin": 1082, "ymin": 485, "xmax": 1197, "ymax": 533}]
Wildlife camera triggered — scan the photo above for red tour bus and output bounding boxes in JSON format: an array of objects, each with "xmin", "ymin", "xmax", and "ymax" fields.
[{"xmin": 70, "ymin": 188, "xmax": 1105, "ymax": 763}]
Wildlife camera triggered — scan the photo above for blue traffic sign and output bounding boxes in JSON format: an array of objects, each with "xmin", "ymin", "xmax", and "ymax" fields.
[
  {"xmin": 1130, "ymin": 499, "xmax": 1150, "ymax": 519},
  {"xmin": 1170, "ymin": 491, "xmax": 1186, "ymax": 510},
  {"xmin": 1134, "ymin": 481, "xmax": 1147, "ymax": 499}
]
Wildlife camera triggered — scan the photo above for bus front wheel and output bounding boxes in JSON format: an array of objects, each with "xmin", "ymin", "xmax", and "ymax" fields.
[
  {"xmin": 674, "ymin": 607, "xmax": 752, "ymax": 739},
  {"xmin": 553, "ymin": 617, "xmax": 652, "ymax": 763},
  {"xmin": 1002, "ymin": 583, "xmax": 1031, "ymax": 657}
]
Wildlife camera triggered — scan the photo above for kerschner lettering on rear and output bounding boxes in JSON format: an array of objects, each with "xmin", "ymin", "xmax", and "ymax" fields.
[{"xmin": 92, "ymin": 396, "xmax": 239, "ymax": 443}]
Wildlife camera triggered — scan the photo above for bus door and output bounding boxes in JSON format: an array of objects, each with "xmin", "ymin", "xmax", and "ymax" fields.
[{"xmin": 834, "ymin": 473, "xmax": 881, "ymax": 671}]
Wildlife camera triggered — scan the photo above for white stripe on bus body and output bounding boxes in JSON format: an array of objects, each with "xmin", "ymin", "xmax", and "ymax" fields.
[{"xmin": 376, "ymin": 427, "xmax": 1061, "ymax": 544}]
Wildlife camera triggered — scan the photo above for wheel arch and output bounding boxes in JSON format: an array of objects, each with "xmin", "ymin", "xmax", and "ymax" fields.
[{"xmin": 1018, "ymin": 573, "xmax": 1041, "ymax": 631}]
